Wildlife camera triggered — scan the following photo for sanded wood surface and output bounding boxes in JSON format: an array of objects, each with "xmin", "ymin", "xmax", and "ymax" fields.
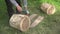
[
  {"xmin": 30, "ymin": 14, "xmax": 38, "ymax": 20},
  {"xmin": 9, "ymin": 14, "xmax": 31, "ymax": 32},
  {"xmin": 30, "ymin": 16, "xmax": 44, "ymax": 28}
]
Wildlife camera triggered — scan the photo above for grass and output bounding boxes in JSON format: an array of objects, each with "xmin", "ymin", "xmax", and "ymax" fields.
[{"xmin": 0, "ymin": 0, "xmax": 60, "ymax": 34}]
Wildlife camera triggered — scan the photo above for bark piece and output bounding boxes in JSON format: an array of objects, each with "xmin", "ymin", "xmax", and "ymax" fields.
[{"xmin": 30, "ymin": 14, "xmax": 44, "ymax": 28}]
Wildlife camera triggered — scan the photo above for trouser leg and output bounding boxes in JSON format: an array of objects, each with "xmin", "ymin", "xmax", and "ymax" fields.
[{"xmin": 5, "ymin": 0, "xmax": 14, "ymax": 18}]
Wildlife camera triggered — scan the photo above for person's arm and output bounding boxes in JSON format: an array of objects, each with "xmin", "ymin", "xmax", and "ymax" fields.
[
  {"xmin": 10, "ymin": 0, "xmax": 22, "ymax": 12},
  {"xmin": 10, "ymin": 0, "xmax": 19, "ymax": 7},
  {"xmin": 23, "ymin": 0, "xmax": 27, "ymax": 7}
]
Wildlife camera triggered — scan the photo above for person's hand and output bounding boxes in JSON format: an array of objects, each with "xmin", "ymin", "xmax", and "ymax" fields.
[{"xmin": 16, "ymin": 5, "xmax": 22, "ymax": 12}]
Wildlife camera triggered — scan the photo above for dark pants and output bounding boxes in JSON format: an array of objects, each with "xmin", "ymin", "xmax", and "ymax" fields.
[{"xmin": 5, "ymin": 0, "xmax": 21, "ymax": 18}]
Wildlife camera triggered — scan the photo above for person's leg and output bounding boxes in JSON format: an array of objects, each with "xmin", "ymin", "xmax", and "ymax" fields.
[
  {"xmin": 5, "ymin": 0, "xmax": 14, "ymax": 18},
  {"xmin": 16, "ymin": 0, "xmax": 22, "ymax": 14}
]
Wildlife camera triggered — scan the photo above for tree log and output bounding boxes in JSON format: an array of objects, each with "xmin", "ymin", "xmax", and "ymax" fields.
[
  {"xmin": 9, "ymin": 14, "xmax": 31, "ymax": 32},
  {"xmin": 41, "ymin": 3, "xmax": 56, "ymax": 15}
]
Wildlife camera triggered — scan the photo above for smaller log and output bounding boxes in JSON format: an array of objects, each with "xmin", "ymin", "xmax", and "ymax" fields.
[{"xmin": 41, "ymin": 3, "xmax": 56, "ymax": 15}]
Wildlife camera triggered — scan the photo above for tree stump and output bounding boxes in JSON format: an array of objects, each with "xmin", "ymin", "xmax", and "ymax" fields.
[
  {"xmin": 9, "ymin": 14, "xmax": 31, "ymax": 32},
  {"xmin": 41, "ymin": 3, "xmax": 56, "ymax": 15}
]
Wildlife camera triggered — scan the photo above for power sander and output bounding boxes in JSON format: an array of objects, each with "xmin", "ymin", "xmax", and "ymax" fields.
[{"xmin": 21, "ymin": 0, "xmax": 30, "ymax": 16}]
